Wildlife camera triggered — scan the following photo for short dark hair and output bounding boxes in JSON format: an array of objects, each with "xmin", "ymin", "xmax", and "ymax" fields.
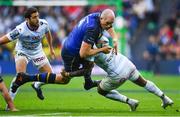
[{"xmin": 24, "ymin": 7, "xmax": 38, "ymax": 19}]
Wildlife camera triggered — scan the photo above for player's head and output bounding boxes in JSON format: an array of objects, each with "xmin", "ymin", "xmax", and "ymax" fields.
[
  {"xmin": 24, "ymin": 7, "xmax": 39, "ymax": 28},
  {"xmin": 96, "ymin": 36, "xmax": 109, "ymax": 48},
  {"xmin": 100, "ymin": 9, "xmax": 115, "ymax": 30}
]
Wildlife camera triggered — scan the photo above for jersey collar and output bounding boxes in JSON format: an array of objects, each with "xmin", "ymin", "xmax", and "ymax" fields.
[{"xmin": 26, "ymin": 22, "xmax": 39, "ymax": 31}]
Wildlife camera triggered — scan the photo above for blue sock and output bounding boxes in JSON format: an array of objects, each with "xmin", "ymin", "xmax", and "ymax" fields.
[{"xmin": 28, "ymin": 73, "xmax": 56, "ymax": 83}]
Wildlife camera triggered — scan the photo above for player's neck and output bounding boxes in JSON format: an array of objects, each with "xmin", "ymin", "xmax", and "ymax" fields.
[{"xmin": 26, "ymin": 22, "xmax": 38, "ymax": 31}]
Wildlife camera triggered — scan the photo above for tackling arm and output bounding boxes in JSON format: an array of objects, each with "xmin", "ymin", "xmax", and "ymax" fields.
[
  {"xmin": 80, "ymin": 26, "xmax": 112, "ymax": 58},
  {"xmin": 80, "ymin": 41, "xmax": 111, "ymax": 58}
]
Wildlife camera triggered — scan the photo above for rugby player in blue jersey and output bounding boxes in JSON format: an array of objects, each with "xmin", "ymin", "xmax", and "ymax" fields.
[{"xmin": 61, "ymin": 9, "xmax": 117, "ymax": 90}]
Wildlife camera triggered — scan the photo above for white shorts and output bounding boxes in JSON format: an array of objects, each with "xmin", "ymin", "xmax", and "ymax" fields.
[
  {"xmin": 99, "ymin": 69, "xmax": 140, "ymax": 91},
  {"xmin": 15, "ymin": 51, "xmax": 50, "ymax": 69}
]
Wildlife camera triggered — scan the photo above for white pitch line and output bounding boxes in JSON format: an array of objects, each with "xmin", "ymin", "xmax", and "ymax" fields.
[{"xmin": 32, "ymin": 112, "xmax": 71, "ymax": 116}]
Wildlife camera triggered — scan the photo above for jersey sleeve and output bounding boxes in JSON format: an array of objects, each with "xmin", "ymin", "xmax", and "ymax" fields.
[
  {"xmin": 6, "ymin": 27, "xmax": 21, "ymax": 41},
  {"xmin": 44, "ymin": 23, "xmax": 50, "ymax": 34},
  {"xmin": 83, "ymin": 27, "xmax": 99, "ymax": 45},
  {"xmin": 40, "ymin": 19, "xmax": 50, "ymax": 34}
]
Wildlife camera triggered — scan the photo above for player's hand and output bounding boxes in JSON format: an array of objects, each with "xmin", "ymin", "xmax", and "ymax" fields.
[
  {"xmin": 102, "ymin": 46, "xmax": 112, "ymax": 54},
  {"xmin": 50, "ymin": 49, "xmax": 56, "ymax": 60},
  {"xmin": 113, "ymin": 41, "xmax": 118, "ymax": 55}
]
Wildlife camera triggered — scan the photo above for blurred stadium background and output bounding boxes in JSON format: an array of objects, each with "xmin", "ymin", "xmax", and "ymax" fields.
[
  {"xmin": 0, "ymin": 0, "xmax": 179, "ymax": 75},
  {"xmin": 0, "ymin": 0, "xmax": 180, "ymax": 116}
]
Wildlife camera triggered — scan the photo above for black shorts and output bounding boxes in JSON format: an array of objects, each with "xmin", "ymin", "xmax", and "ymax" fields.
[
  {"xmin": 61, "ymin": 47, "xmax": 84, "ymax": 72},
  {"xmin": 61, "ymin": 46, "xmax": 93, "ymax": 72}
]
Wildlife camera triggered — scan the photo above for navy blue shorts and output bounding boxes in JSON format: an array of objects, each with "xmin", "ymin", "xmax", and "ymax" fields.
[{"xmin": 61, "ymin": 46, "xmax": 85, "ymax": 72}]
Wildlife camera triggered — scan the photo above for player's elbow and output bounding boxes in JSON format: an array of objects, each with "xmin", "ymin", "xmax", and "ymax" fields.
[
  {"xmin": 79, "ymin": 51, "xmax": 88, "ymax": 58},
  {"xmin": 80, "ymin": 54, "xmax": 88, "ymax": 58}
]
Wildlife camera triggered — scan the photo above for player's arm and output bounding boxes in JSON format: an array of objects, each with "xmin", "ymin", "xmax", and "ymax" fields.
[
  {"xmin": 106, "ymin": 27, "xmax": 118, "ymax": 55},
  {"xmin": 0, "ymin": 28, "xmax": 20, "ymax": 45},
  {"xmin": 45, "ymin": 30, "xmax": 56, "ymax": 59},
  {"xmin": 80, "ymin": 28, "xmax": 111, "ymax": 58},
  {"xmin": 0, "ymin": 35, "xmax": 11, "ymax": 45},
  {"xmin": 80, "ymin": 42, "xmax": 111, "ymax": 58}
]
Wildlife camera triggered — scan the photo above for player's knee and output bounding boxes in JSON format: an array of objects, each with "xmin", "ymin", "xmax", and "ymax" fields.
[
  {"xmin": 83, "ymin": 61, "xmax": 94, "ymax": 75},
  {"xmin": 97, "ymin": 86, "xmax": 109, "ymax": 96},
  {"xmin": 133, "ymin": 75, "xmax": 147, "ymax": 87},
  {"xmin": 83, "ymin": 61, "xmax": 94, "ymax": 68}
]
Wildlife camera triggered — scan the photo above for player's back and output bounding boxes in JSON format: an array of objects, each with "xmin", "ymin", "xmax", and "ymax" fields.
[
  {"xmin": 63, "ymin": 13, "xmax": 102, "ymax": 56},
  {"xmin": 94, "ymin": 50, "xmax": 136, "ymax": 79}
]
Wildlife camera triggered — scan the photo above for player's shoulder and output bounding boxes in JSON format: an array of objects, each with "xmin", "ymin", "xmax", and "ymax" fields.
[
  {"xmin": 86, "ymin": 12, "xmax": 100, "ymax": 29},
  {"xmin": 16, "ymin": 21, "xmax": 26, "ymax": 28},
  {"xmin": 87, "ymin": 12, "xmax": 100, "ymax": 18},
  {"xmin": 15, "ymin": 21, "xmax": 26, "ymax": 33},
  {"xmin": 39, "ymin": 19, "xmax": 48, "ymax": 26}
]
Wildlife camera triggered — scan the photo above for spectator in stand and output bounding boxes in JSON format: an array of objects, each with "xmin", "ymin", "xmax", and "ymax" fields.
[
  {"xmin": 143, "ymin": 35, "xmax": 160, "ymax": 73},
  {"xmin": 158, "ymin": 24, "xmax": 174, "ymax": 60}
]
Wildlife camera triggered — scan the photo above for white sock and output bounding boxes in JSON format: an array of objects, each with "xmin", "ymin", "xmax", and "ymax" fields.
[
  {"xmin": 34, "ymin": 82, "xmax": 45, "ymax": 88},
  {"xmin": 144, "ymin": 80, "xmax": 164, "ymax": 97},
  {"xmin": 105, "ymin": 90, "xmax": 128, "ymax": 103}
]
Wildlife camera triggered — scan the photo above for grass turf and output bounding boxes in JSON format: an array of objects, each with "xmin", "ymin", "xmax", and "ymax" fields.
[{"xmin": 0, "ymin": 75, "xmax": 180, "ymax": 116}]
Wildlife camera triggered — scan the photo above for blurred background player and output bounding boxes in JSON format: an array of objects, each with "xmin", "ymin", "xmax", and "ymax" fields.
[
  {"xmin": 60, "ymin": 8, "xmax": 117, "ymax": 90},
  {"xmin": 0, "ymin": 7, "xmax": 55, "ymax": 102},
  {"xmin": 0, "ymin": 76, "xmax": 18, "ymax": 111}
]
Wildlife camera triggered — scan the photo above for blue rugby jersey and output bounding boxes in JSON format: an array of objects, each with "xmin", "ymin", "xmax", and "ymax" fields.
[{"xmin": 63, "ymin": 13, "xmax": 103, "ymax": 56}]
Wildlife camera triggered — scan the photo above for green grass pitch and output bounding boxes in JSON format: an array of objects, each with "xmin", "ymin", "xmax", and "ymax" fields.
[{"xmin": 0, "ymin": 75, "xmax": 180, "ymax": 116}]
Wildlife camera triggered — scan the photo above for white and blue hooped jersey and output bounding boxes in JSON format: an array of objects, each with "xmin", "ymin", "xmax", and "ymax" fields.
[
  {"xmin": 6, "ymin": 19, "xmax": 49, "ymax": 55},
  {"xmin": 94, "ymin": 50, "xmax": 136, "ymax": 80}
]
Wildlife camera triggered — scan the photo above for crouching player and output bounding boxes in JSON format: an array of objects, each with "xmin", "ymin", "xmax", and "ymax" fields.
[{"xmin": 94, "ymin": 36, "xmax": 173, "ymax": 111}]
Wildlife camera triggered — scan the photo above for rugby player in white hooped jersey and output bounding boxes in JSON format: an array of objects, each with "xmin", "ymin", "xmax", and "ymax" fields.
[
  {"xmin": 91, "ymin": 36, "xmax": 174, "ymax": 111},
  {"xmin": 0, "ymin": 7, "xmax": 55, "ymax": 103}
]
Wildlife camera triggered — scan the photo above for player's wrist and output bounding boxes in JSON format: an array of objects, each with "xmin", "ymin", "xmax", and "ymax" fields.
[{"xmin": 97, "ymin": 47, "xmax": 104, "ymax": 53}]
